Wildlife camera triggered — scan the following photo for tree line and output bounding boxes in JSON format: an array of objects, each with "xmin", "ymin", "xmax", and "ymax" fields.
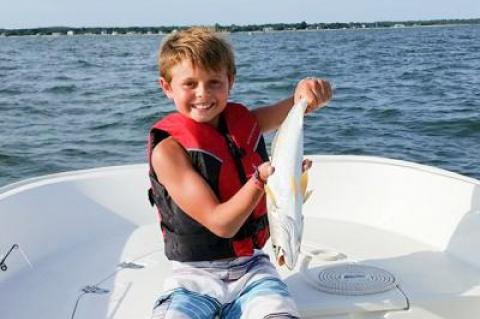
[{"xmin": 1, "ymin": 18, "xmax": 479, "ymax": 36}]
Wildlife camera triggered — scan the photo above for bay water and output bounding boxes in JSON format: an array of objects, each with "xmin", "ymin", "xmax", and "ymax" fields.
[{"xmin": 1, "ymin": 25, "xmax": 479, "ymax": 187}]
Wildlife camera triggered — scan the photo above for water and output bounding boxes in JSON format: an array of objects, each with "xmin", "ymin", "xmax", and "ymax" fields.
[{"xmin": 1, "ymin": 25, "xmax": 479, "ymax": 187}]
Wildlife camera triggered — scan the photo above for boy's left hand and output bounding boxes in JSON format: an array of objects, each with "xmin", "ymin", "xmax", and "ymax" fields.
[{"xmin": 294, "ymin": 77, "xmax": 332, "ymax": 114}]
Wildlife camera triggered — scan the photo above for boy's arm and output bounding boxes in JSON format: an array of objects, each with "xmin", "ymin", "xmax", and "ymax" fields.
[
  {"xmin": 252, "ymin": 96, "xmax": 294, "ymax": 133},
  {"xmin": 152, "ymin": 137, "xmax": 273, "ymax": 238},
  {"xmin": 252, "ymin": 78, "xmax": 332, "ymax": 133}
]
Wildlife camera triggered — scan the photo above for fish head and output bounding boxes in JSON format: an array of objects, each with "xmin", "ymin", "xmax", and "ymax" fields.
[{"xmin": 274, "ymin": 215, "xmax": 303, "ymax": 270}]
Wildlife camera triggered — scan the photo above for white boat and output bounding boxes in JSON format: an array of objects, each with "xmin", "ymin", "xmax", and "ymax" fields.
[{"xmin": 1, "ymin": 155, "xmax": 479, "ymax": 319}]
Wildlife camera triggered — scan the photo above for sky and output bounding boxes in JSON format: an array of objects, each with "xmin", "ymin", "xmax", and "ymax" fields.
[{"xmin": 1, "ymin": 0, "xmax": 479, "ymax": 29}]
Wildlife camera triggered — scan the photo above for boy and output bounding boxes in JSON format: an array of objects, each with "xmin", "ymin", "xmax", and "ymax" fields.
[{"xmin": 148, "ymin": 27, "xmax": 332, "ymax": 319}]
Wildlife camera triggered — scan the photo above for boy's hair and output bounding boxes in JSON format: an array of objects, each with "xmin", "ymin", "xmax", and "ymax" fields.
[{"xmin": 158, "ymin": 27, "xmax": 236, "ymax": 83}]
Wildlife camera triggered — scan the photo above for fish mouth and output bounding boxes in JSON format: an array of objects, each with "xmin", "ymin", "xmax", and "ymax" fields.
[{"xmin": 275, "ymin": 247, "xmax": 297, "ymax": 270}]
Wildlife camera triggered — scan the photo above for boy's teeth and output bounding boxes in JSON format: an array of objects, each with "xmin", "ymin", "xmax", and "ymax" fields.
[{"xmin": 196, "ymin": 103, "xmax": 211, "ymax": 109}]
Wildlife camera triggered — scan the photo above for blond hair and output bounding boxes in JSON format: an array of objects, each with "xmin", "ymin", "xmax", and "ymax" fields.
[{"xmin": 158, "ymin": 27, "xmax": 236, "ymax": 83}]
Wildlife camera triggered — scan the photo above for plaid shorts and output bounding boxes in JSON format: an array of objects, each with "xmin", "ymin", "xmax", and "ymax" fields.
[{"xmin": 152, "ymin": 250, "xmax": 299, "ymax": 319}]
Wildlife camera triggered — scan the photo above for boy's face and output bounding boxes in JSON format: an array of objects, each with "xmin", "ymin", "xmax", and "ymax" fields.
[{"xmin": 160, "ymin": 60, "xmax": 233, "ymax": 128}]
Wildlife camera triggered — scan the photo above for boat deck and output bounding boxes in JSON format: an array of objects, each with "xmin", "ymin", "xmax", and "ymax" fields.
[{"xmin": 2, "ymin": 218, "xmax": 480, "ymax": 319}]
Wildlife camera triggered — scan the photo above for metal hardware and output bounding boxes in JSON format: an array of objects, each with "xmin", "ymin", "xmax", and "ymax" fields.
[
  {"xmin": 118, "ymin": 261, "xmax": 145, "ymax": 269},
  {"xmin": 0, "ymin": 244, "xmax": 19, "ymax": 272},
  {"xmin": 81, "ymin": 285, "xmax": 110, "ymax": 294}
]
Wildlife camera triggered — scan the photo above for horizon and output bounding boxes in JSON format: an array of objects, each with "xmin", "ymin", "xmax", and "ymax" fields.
[
  {"xmin": 1, "ymin": 0, "xmax": 479, "ymax": 29},
  {"xmin": 2, "ymin": 17, "xmax": 480, "ymax": 31}
]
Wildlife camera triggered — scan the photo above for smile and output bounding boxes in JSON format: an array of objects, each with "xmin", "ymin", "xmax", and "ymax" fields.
[{"xmin": 193, "ymin": 102, "xmax": 214, "ymax": 110}]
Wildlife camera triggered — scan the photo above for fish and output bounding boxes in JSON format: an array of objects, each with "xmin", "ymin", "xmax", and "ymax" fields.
[{"xmin": 265, "ymin": 98, "xmax": 311, "ymax": 270}]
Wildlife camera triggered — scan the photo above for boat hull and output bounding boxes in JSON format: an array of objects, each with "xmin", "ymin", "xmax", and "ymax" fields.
[{"xmin": 1, "ymin": 155, "xmax": 479, "ymax": 319}]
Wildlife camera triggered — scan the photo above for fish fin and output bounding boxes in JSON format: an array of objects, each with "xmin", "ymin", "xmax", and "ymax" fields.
[
  {"xmin": 301, "ymin": 170, "xmax": 309, "ymax": 197},
  {"xmin": 265, "ymin": 185, "xmax": 279, "ymax": 210},
  {"xmin": 291, "ymin": 176, "xmax": 297, "ymax": 195},
  {"xmin": 301, "ymin": 170, "xmax": 313, "ymax": 203},
  {"xmin": 303, "ymin": 190, "xmax": 313, "ymax": 203}
]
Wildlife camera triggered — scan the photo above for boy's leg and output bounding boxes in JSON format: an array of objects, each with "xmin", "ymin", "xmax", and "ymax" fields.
[
  {"xmin": 220, "ymin": 253, "xmax": 300, "ymax": 319},
  {"xmin": 221, "ymin": 276, "xmax": 300, "ymax": 319},
  {"xmin": 152, "ymin": 288, "xmax": 221, "ymax": 319}
]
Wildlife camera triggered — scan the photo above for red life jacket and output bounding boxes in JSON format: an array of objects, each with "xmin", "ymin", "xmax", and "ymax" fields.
[{"xmin": 147, "ymin": 102, "xmax": 270, "ymax": 262}]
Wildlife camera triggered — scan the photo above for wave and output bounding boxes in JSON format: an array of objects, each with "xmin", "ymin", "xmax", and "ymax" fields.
[
  {"xmin": 0, "ymin": 88, "xmax": 22, "ymax": 95},
  {"xmin": 0, "ymin": 153, "xmax": 23, "ymax": 165},
  {"xmin": 367, "ymin": 107, "xmax": 403, "ymax": 120},
  {"xmin": 76, "ymin": 59, "xmax": 101, "ymax": 68},
  {"xmin": 43, "ymin": 84, "xmax": 77, "ymax": 94},
  {"xmin": 412, "ymin": 118, "xmax": 480, "ymax": 137}
]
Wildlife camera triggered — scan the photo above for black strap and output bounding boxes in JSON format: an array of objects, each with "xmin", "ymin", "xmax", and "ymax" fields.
[
  {"xmin": 148, "ymin": 188, "xmax": 155, "ymax": 206},
  {"xmin": 148, "ymin": 173, "xmax": 163, "ymax": 207},
  {"xmin": 218, "ymin": 114, "xmax": 268, "ymax": 244},
  {"xmin": 218, "ymin": 115, "xmax": 248, "ymax": 184}
]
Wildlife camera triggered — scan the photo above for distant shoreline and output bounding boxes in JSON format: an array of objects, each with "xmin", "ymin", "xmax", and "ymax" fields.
[{"xmin": 1, "ymin": 18, "xmax": 479, "ymax": 37}]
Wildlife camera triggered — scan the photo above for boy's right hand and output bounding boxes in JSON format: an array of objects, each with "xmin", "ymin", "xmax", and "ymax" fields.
[{"xmin": 294, "ymin": 77, "xmax": 332, "ymax": 114}]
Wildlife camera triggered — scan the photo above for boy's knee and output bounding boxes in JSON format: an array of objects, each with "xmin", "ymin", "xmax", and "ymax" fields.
[{"xmin": 152, "ymin": 288, "xmax": 221, "ymax": 319}]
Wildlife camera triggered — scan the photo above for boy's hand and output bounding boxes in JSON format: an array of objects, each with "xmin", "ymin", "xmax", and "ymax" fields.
[
  {"xmin": 257, "ymin": 161, "xmax": 275, "ymax": 182},
  {"xmin": 302, "ymin": 158, "xmax": 312, "ymax": 173},
  {"xmin": 257, "ymin": 160, "xmax": 310, "ymax": 183},
  {"xmin": 294, "ymin": 77, "xmax": 332, "ymax": 114}
]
